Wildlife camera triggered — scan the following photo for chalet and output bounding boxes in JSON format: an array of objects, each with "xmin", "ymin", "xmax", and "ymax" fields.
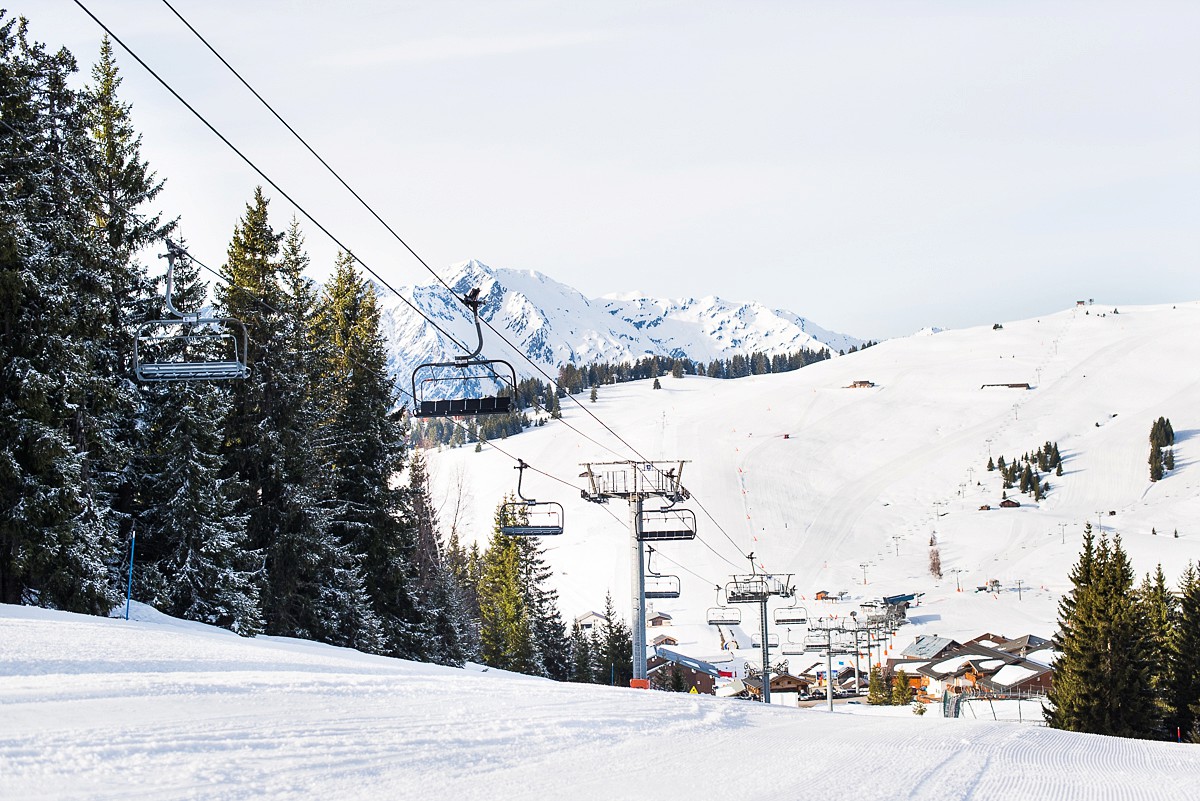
[
  {"xmin": 651, "ymin": 633, "xmax": 679, "ymax": 648},
  {"xmin": 648, "ymin": 611, "xmax": 673, "ymax": 628},
  {"xmin": 646, "ymin": 655, "xmax": 718, "ymax": 695},
  {"xmin": 574, "ymin": 611, "xmax": 607, "ymax": 634},
  {"xmin": 980, "ymin": 383, "xmax": 1032, "ymax": 390},
  {"xmin": 743, "ymin": 672, "xmax": 811, "ymax": 705},
  {"xmin": 994, "ymin": 634, "xmax": 1051, "ymax": 658},
  {"xmin": 978, "ymin": 504, "xmax": 991, "ymax": 511},
  {"xmin": 999, "ymin": 498, "xmax": 1021, "ymax": 508},
  {"xmin": 901, "ymin": 635, "xmax": 960, "ymax": 661},
  {"xmin": 976, "ymin": 660, "xmax": 1053, "ymax": 695},
  {"xmin": 847, "ymin": 380, "xmax": 875, "ymax": 389},
  {"xmin": 915, "ymin": 641, "xmax": 1053, "ymax": 697}
]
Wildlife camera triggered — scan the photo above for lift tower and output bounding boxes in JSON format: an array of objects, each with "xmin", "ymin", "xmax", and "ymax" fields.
[
  {"xmin": 582, "ymin": 461, "xmax": 695, "ymax": 687},
  {"xmin": 724, "ymin": 555, "xmax": 791, "ymax": 704}
]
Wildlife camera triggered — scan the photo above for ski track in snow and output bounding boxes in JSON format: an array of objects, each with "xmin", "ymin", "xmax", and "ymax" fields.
[{"xmin": 5, "ymin": 605, "xmax": 1200, "ymax": 800}]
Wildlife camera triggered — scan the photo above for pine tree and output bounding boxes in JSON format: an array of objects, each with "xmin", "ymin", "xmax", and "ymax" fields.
[
  {"xmin": 568, "ymin": 619, "xmax": 595, "ymax": 683},
  {"xmin": 0, "ymin": 17, "xmax": 118, "ymax": 613},
  {"xmin": 1048, "ymin": 530, "xmax": 1159, "ymax": 737},
  {"xmin": 219, "ymin": 200, "xmax": 379, "ymax": 650},
  {"xmin": 406, "ymin": 450, "xmax": 469, "ymax": 666},
  {"xmin": 517, "ymin": 536, "xmax": 570, "ymax": 681},
  {"xmin": 892, "ymin": 669, "xmax": 914, "ymax": 705},
  {"xmin": 1150, "ymin": 445, "xmax": 1164, "ymax": 482},
  {"xmin": 478, "ymin": 525, "xmax": 542, "ymax": 675},
  {"xmin": 597, "ymin": 592, "xmax": 633, "ymax": 686},
  {"xmin": 317, "ymin": 251, "xmax": 430, "ymax": 658},
  {"xmin": 1168, "ymin": 564, "xmax": 1200, "ymax": 741},
  {"xmin": 1138, "ymin": 565, "xmax": 1175, "ymax": 731},
  {"xmin": 82, "ymin": 36, "xmax": 169, "ymax": 547},
  {"xmin": 867, "ymin": 664, "xmax": 888, "ymax": 704},
  {"xmin": 133, "ymin": 243, "xmax": 261, "ymax": 634}
]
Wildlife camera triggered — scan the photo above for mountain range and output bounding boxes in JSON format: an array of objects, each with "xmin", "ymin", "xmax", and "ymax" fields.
[{"xmin": 377, "ymin": 260, "xmax": 864, "ymax": 393}]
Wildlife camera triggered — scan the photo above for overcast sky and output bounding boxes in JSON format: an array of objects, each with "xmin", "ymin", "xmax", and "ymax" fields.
[{"xmin": 31, "ymin": 0, "xmax": 1200, "ymax": 340}]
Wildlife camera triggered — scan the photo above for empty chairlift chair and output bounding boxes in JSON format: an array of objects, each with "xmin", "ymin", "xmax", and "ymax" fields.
[
  {"xmin": 411, "ymin": 287, "xmax": 517, "ymax": 418},
  {"xmin": 643, "ymin": 547, "xmax": 681, "ymax": 599},
  {"xmin": 781, "ymin": 629, "xmax": 807, "ymax": 656},
  {"xmin": 638, "ymin": 498, "xmax": 697, "ymax": 542},
  {"xmin": 706, "ymin": 585, "xmax": 742, "ymax": 625},
  {"xmin": 498, "ymin": 459, "xmax": 564, "ymax": 537},
  {"xmin": 774, "ymin": 600, "xmax": 809, "ymax": 626},
  {"xmin": 134, "ymin": 240, "xmax": 249, "ymax": 382}
]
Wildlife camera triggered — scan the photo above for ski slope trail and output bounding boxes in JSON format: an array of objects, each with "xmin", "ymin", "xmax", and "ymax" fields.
[
  {"xmin": 4, "ymin": 604, "xmax": 1199, "ymax": 801},
  {"xmin": 423, "ymin": 302, "xmax": 1200, "ymax": 643}
]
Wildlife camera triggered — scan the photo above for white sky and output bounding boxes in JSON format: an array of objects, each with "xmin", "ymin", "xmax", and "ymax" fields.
[{"xmin": 31, "ymin": 0, "xmax": 1200, "ymax": 339}]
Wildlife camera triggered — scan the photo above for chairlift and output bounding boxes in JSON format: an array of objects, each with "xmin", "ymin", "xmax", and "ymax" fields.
[
  {"xmin": 498, "ymin": 459, "xmax": 563, "ymax": 536},
  {"xmin": 134, "ymin": 240, "xmax": 249, "ymax": 382},
  {"xmin": 781, "ymin": 629, "xmax": 807, "ymax": 656},
  {"xmin": 803, "ymin": 631, "xmax": 829, "ymax": 652},
  {"xmin": 774, "ymin": 600, "xmax": 809, "ymax": 626},
  {"xmin": 643, "ymin": 547, "xmax": 681, "ymax": 599},
  {"xmin": 411, "ymin": 287, "xmax": 517, "ymax": 417},
  {"xmin": 751, "ymin": 633, "xmax": 779, "ymax": 649},
  {"xmin": 706, "ymin": 585, "xmax": 742, "ymax": 626},
  {"xmin": 726, "ymin": 577, "xmax": 771, "ymax": 604},
  {"xmin": 638, "ymin": 502, "xmax": 697, "ymax": 541}
]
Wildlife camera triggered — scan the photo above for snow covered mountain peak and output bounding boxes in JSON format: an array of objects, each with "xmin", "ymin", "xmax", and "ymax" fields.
[{"xmin": 379, "ymin": 259, "xmax": 864, "ymax": 384}]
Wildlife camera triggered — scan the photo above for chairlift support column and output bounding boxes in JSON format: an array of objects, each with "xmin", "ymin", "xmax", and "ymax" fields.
[{"xmin": 582, "ymin": 460, "xmax": 691, "ymax": 688}]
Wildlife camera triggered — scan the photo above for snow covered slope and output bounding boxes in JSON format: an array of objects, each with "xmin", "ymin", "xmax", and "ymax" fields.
[
  {"xmin": 425, "ymin": 302, "xmax": 1200, "ymax": 649},
  {"xmin": 378, "ymin": 260, "xmax": 862, "ymax": 391},
  {"xmin": 4, "ymin": 603, "xmax": 1198, "ymax": 800}
]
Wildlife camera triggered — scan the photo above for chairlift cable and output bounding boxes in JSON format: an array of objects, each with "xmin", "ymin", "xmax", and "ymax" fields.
[
  {"xmin": 85, "ymin": 0, "xmax": 775, "ymax": 574},
  {"xmin": 70, "ymin": 0, "xmax": 470, "ymax": 356}
]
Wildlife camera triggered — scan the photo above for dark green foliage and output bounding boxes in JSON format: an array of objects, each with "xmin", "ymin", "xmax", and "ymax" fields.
[
  {"xmin": 1150, "ymin": 417, "xmax": 1174, "ymax": 482},
  {"xmin": 477, "ymin": 500, "xmax": 568, "ymax": 678},
  {"xmin": 568, "ymin": 619, "xmax": 595, "ymax": 683},
  {"xmin": 1047, "ymin": 528, "xmax": 1160, "ymax": 738},
  {"xmin": 1168, "ymin": 565, "xmax": 1200, "ymax": 741},
  {"xmin": 867, "ymin": 664, "xmax": 888, "ymax": 705},
  {"xmin": 597, "ymin": 592, "xmax": 633, "ymax": 687},
  {"xmin": 1138, "ymin": 566, "xmax": 1175, "ymax": 729},
  {"xmin": 0, "ymin": 16, "xmax": 121, "ymax": 613},
  {"xmin": 219, "ymin": 200, "xmax": 381, "ymax": 651},
  {"xmin": 892, "ymin": 669, "xmax": 914, "ymax": 705},
  {"xmin": 1150, "ymin": 445, "xmax": 1164, "ymax": 482},
  {"xmin": 133, "ymin": 244, "xmax": 261, "ymax": 635}
]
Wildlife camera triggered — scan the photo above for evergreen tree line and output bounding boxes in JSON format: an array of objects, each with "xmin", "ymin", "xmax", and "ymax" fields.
[
  {"xmin": 0, "ymin": 22, "xmax": 472, "ymax": 666},
  {"xmin": 1149, "ymin": 416, "xmax": 1175, "ymax": 482},
  {"xmin": 414, "ymin": 345, "xmax": 832, "ymax": 448},
  {"xmin": 1047, "ymin": 524, "xmax": 1200, "ymax": 741},
  {"xmin": 566, "ymin": 592, "xmax": 634, "ymax": 687},
  {"xmin": 986, "ymin": 441, "xmax": 1062, "ymax": 502},
  {"xmin": 867, "ymin": 665, "xmax": 915, "ymax": 706}
]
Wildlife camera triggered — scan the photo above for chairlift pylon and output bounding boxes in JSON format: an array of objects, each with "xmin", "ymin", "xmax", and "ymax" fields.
[
  {"xmin": 134, "ymin": 240, "xmax": 249, "ymax": 382},
  {"xmin": 411, "ymin": 287, "xmax": 517, "ymax": 418},
  {"xmin": 498, "ymin": 459, "xmax": 564, "ymax": 536}
]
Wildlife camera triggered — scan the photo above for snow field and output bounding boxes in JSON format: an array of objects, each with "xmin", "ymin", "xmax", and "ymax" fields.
[{"xmin": 3, "ymin": 603, "xmax": 1199, "ymax": 801}]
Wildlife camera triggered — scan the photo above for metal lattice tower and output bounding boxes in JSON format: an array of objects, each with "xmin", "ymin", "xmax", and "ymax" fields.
[{"xmin": 581, "ymin": 461, "xmax": 692, "ymax": 687}]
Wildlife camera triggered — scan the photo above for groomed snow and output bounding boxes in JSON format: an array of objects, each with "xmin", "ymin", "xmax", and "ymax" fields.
[{"xmin": 3, "ymin": 603, "xmax": 1199, "ymax": 801}]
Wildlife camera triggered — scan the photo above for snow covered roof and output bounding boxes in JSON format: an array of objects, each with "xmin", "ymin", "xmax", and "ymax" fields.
[
  {"xmin": 902, "ymin": 635, "xmax": 959, "ymax": 659},
  {"xmin": 989, "ymin": 664, "xmax": 1040, "ymax": 687}
]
